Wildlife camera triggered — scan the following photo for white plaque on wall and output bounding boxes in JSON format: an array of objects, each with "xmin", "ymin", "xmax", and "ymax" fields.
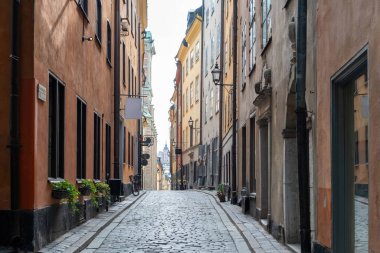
[{"xmin": 37, "ymin": 84, "xmax": 47, "ymax": 102}]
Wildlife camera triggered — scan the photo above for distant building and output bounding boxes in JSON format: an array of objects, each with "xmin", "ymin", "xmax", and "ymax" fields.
[{"xmin": 141, "ymin": 31, "xmax": 158, "ymax": 191}]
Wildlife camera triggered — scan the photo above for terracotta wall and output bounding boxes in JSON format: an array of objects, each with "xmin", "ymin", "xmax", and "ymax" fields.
[
  {"xmin": 316, "ymin": 0, "xmax": 380, "ymax": 250},
  {"xmin": 27, "ymin": 0, "xmax": 115, "ymax": 209}
]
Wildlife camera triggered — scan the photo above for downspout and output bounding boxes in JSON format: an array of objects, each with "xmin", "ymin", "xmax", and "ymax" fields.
[
  {"xmin": 114, "ymin": 0, "xmax": 120, "ymax": 179},
  {"xmin": 199, "ymin": 5, "xmax": 204, "ymax": 146},
  {"xmin": 199, "ymin": 3, "xmax": 204, "ymax": 185},
  {"xmin": 296, "ymin": 0, "xmax": 311, "ymax": 252},
  {"xmin": 138, "ymin": 22, "xmax": 142, "ymax": 185},
  {"xmin": 231, "ymin": 0, "xmax": 238, "ymax": 204},
  {"xmin": 10, "ymin": 0, "xmax": 21, "ymax": 210},
  {"xmin": 218, "ymin": 0, "xmax": 225, "ymax": 185}
]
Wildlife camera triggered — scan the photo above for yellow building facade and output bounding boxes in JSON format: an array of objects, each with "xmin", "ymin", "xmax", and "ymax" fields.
[{"xmin": 176, "ymin": 8, "xmax": 202, "ymax": 189}]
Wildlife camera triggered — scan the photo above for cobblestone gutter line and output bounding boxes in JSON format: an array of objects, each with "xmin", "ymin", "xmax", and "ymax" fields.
[
  {"xmin": 39, "ymin": 192, "xmax": 147, "ymax": 253},
  {"xmin": 197, "ymin": 190, "xmax": 292, "ymax": 253}
]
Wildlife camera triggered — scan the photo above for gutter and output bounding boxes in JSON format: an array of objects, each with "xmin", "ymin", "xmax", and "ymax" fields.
[{"xmin": 218, "ymin": 0, "xmax": 225, "ymax": 185}]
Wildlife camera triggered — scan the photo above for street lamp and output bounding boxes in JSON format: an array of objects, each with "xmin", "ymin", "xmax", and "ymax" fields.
[
  {"xmin": 211, "ymin": 62, "xmax": 237, "ymax": 205},
  {"xmin": 211, "ymin": 63, "xmax": 222, "ymax": 85}
]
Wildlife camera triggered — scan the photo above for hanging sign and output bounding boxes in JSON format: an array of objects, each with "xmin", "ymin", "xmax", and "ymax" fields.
[{"xmin": 125, "ymin": 98, "xmax": 142, "ymax": 119}]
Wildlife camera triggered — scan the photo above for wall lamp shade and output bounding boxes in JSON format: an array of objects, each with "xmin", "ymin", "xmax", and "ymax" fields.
[
  {"xmin": 188, "ymin": 117, "xmax": 194, "ymax": 128},
  {"xmin": 211, "ymin": 63, "xmax": 222, "ymax": 85}
]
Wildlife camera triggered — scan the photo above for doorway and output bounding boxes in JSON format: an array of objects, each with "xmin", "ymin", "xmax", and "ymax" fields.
[{"xmin": 332, "ymin": 51, "xmax": 368, "ymax": 253}]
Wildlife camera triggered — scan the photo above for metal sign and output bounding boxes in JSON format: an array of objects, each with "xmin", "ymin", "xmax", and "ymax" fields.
[{"xmin": 125, "ymin": 98, "xmax": 142, "ymax": 119}]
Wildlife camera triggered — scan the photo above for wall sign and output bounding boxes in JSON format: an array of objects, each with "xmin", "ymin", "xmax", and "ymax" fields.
[{"xmin": 37, "ymin": 84, "xmax": 47, "ymax": 102}]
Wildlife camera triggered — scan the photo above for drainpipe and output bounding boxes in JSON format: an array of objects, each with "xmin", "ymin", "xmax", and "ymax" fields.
[
  {"xmin": 199, "ymin": 3, "xmax": 204, "ymax": 147},
  {"xmin": 230, "ymin": 0, "xmax": 238, "ymax": 205},
  {"xmin": 296, "ymin": 0, "xmax": 311, "ymax": 252},
  {"xmin": 138, "ymin": 22, "xmax": 142, "ymax": 187},
  {"xmin": 10, "ymin": 0, "xmax": 21, "ymax": 210},
  {"xmin": 218, "ymin": 0, "xmax": 225, "ymax": 185},
  {"xmin": 114, "ymin": 0, "xmax": 120, "ymax": 179}
]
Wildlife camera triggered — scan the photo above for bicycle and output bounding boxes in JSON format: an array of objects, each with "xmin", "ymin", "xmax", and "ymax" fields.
[{"xmin": 129, "ymin": 174, "xmax": 140, "ymax": 196}]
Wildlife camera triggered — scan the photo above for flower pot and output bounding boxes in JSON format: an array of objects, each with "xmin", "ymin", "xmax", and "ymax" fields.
[
  {"xmin": 79, "ymin": 186, "xmax": 91, "ymax": 196},
  {"xmin": 52, "ymin": 189, "xmax": 69, "ymax": 199},
  {"xmin": 217, "ymin": 193, "xmax": 226, "ymax": 202}
]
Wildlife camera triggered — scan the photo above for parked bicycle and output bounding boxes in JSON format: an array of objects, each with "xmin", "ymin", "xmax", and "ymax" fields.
[{"xmin": 129, "ymin": 174, "xmax": 140, "ymax": 196}]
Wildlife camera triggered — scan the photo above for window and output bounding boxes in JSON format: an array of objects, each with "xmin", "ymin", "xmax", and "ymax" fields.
[
  {"xmin": 206, "ymin": 8, "xmax": 209, "ymax": 26},
  {"xmin": 48, "ymin": 74, "xmax": 65, "ymax": 178},
  {"xmin": 126, "ymin": 0, "xmax": 129, "ymax": 19},
  {"xmin": 128, "ymin": 58, "xmax": 131, "ymax": 93},
  {"xmin": 190, "ymin": 82, "xmax": 194, "ymax": 106},
  {"xmin": 195, "ymin": 42, "xmax": 200, "ymax": 61},
  {"xmin": 186, "ymin": 58, "xmax": 189, "ymax": 76},
  {"xmin": 242, "ymin": 22, "xmax": 247, "ymax": 77},
  {"xmin": 80, "ymin": 0, "xmax": 88, "ymax": 16},
  {"xmin": 105, "ymin": 124, "xmax": 111, "ymax": 179},
  {"xmin": 262, "ymin": 0, "xmax": 272, "ymax": 47},
  {"xmin": 94, "ymin": 113, "xmax": 101, "ymax": 179},
  {"xmin": 131, "ymin": 136, "xmax": 134, "ymax": 166},
  {"xmin": 211, "ymin": 35, "xmax": 215, "ymax": 67},
  {"xmin": 123, "ymin": 42, "xmax": 126, "ymax": 85},
  {"xmin": 186, "ymin": 88, "xmax": 189, "ymax": 111},
  {"xmin": 95, "ymin": 0, "xmax": 102, "ymax": 42},
  {"xmin": 107, "ymin": 21, "xmax": 112, "ymax": 64},
  {"xmin": 77, "ymin": 98, "xmax": 87, "ymax": 179},
  {"xmin": 132, "ymin": 67, "xmax": 134, "ymax": 95},
  {"xmin": 210, "ymin": 87, "xmax": 214, "ymax": 117},
  {"xmin": 135, "ymin": 76, "xmax": 137, "ymax": 96},
  {"xmin": 134, "ymin": 15, "xmax": 137, "ymax": 47},
  {"xmin": 190, "ymin": 50, "xmax": 194, "ymax": 69},
  {"xmin": 195, "ymin": 119, "xmax": 199, "ymax": 143},
  {"xmin": 249, "ymin": 0, "xmax": 256, "ymax": 70},
  {"xmin": 216, "ymin": 86, "xmax": 220, "ymax": 113},
  {"xmin": 205, "ymin": 94, "xmax": 208, "ymax": 123},
  {"xmin": 205, "ymin": 47, "xmax": 208, "ymax": 74},
  {"xmin": 128, "ymin": 132, "xmax": 131, "ymax": 164},
  {"xmin": 195, "ymin": 76, "xmax": 199, "ymax": 101},
  {"xmin": 123, "ymin": 127, "xmax": 127, "ymax": 163},
  {"xmin": 182, "ymin": 94, "xmax": 185, "ymax": 115},
  {"xmin": 131, "ymin": 2, "xmax": 134, "ymax": 36},
  {"xmin": 224, "ymin": 42, "xmax": 228, "ymax": 73},
  {"xmin": 217, "ymin": 24, "xmax": 221, "ymax": 57}
]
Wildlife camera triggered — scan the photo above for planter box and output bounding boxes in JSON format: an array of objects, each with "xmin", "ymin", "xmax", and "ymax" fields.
[
  {"xmin": 79, "ymin": 187, "xmax": 91, "ymax": 196},
  {"xmin": 52, "ymin": 189, "xmax": 69, "ymax": 199}
]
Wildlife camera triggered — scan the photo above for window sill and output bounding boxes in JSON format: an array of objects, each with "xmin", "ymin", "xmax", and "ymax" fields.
[
  {"xmin": 249, "ymin": 192, "xmax": 257, "ymax": 199},
  {"xmin": 48, "ymin": 178, "xmax": 65, "ymax": 184},
  {"xmin": 261, "ymin": 37, "xmax": 272, "ymax": 56},
  {"xmin": 77, "ymin": 4, "xmax": 90, "ymax": 23},
  {"xmin": 107, "ymin": 58, "xmax": 112, "ymax": 68},
  {"xmin": 95, "ymin": 35, "xmax": 102, "ymax": 48},
  {"xmin": 248, "ymin": 64, "xmax": 256, "ymax": 77},
  {"xmin": 283, "ymin": 0, "xmax": 292, "ymax": 9}
]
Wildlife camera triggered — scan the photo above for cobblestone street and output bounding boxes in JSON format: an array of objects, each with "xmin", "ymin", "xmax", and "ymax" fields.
[{"xmin": 82, "ymin": 191, "xmax": 251, "ymax": 253}]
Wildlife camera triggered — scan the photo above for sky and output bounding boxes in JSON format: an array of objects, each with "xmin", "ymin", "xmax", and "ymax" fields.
[{"xmin": 147, "ymin": 0, "xmax": 202, "ymax": 152}]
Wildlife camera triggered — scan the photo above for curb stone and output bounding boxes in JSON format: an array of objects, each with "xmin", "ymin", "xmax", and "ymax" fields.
[{"xmin": 39, "ymin": 191, "xmax": 147, "ymax": 253}]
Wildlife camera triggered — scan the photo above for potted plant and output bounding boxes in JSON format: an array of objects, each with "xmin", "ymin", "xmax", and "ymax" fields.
[
  {"xmin": 51, "ymin": 180, "xmax": 80, "ymax": 212},
  {"xmin": 95, "ymin": 182, "xmax": 110, "ymax": 201},
  {"xmin": 79, "ymin": 179, "xmax": 98, "ymax": 207},
  {"xmin": 217, "ymin": 184, "xmax": 226, "ymax": 202}
]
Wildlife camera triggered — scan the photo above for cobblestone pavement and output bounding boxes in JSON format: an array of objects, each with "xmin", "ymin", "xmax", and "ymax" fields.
[{"xmin": 83, "ymin": 191, "xmax": 251, "ymax": 253}]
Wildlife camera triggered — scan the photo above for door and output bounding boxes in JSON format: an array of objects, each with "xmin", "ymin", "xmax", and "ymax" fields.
[{"xmin": 332, "ymin": 52, "xmax": 368, "ymax": 253}]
